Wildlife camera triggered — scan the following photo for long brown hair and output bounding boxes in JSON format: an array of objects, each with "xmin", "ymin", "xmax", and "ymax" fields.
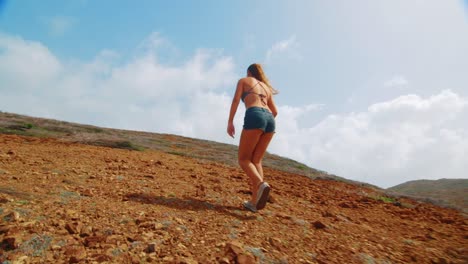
[{"xmin": 247, "ymin": 63, "xmax": 279, "ymax": 94}]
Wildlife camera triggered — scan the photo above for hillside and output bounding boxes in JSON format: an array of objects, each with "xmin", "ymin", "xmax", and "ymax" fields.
[
  {"xmin": 0, "ymin": 117, "xmax": 466, "ymax": 263},
  {"xmin": 387, "ymin": 179, "xmax": 468, "ymax": 213}
]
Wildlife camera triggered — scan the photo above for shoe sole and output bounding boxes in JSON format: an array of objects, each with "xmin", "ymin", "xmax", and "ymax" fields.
[
  {"xmin": 256, "ymin": 184, "xmax": 271, "ymax": 210},
  {"xmin": 243, "ymin": 201, "xmax": 257, "ymax": 212}
]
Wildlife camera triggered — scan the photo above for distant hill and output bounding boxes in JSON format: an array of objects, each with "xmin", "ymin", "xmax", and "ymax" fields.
[{"xmin": 387, "ymin": 179, "xmax": 468, "ymax": 213}]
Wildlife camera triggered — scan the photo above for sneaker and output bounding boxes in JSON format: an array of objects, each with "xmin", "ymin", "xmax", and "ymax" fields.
[
  {"xmin": 243, "ymin": 200, "xmax": 258, "ymax": 212},
  {"xmin": 255, "ymin": 182, "xmax": 271, "ymax": 210}
]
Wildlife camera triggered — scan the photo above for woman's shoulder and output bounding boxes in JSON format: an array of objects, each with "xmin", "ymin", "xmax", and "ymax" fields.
[
  {"xmin": 237, "ymin": 77, "xmax": 252, "ymax": 87},
  {"xmin": 238, "ymin": 76, "xmax": 254, "ymax": 82},
  {"xmin": 239, "ymin": 77, "xmax": 258, "ymax": 85}
]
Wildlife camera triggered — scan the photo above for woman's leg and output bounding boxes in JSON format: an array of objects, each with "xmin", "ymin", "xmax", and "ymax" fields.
[
  {"xmin": 251, "ymin": 132, "xmax": 275, "ymax": 181},
  {"xmin": 238, "ymin": 129, "xmax": 264, "ymax": 203}
]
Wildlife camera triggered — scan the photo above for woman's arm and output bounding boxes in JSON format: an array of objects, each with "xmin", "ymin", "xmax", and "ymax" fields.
[
  {"xmin": 268, "ymin": 93, "xmax": 278, "ymax": 118},
  {"xmin": 227, "ymin": 79, "xmax": 244, "ymax": 138}
]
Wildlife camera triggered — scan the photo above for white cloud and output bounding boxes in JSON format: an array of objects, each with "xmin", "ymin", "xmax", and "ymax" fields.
[
  {"xmin": 265, "ymin": 35, "xmax": 301, "ymax": 63},
  {"xmin": 44, "ymin": 16, "xmax": 75, "ymax": 36},
  {"xmin": 384, "ymin": 75, "xmax": 408, "ymax": 88},
  {"xmin": 0, "ymin": 32, "xmax": 239, "ymax": 141},
  {"xmin": 0, "ymin": 33, "xmax": 62, "ymax": 92},
  {"xmin": 270, "ymin": 90, "xmax": 468, "ymax": 188}
]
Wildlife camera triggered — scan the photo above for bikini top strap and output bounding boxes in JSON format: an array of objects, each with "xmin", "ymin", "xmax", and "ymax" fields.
[
  {"xmin": 249, "ymin": 81, "xmax": 260, "ymax": 91},
  {"xmin": 258, "ymin": 83, "xmax": 269, "ymax": 98}
]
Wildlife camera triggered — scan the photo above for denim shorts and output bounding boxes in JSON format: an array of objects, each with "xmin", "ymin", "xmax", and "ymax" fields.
[{"xmin": 243, "ymin": 107, "xmax": 276, "ymax": 133}]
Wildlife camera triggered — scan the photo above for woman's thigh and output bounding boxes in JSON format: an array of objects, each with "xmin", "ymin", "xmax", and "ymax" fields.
[
  {"xmin": 252, "ymin": 132, "xmax": 275, "ymax": 163},
  {"xmin": 238, "ymin": 129, "xmax": 264, "ymax": 161}
]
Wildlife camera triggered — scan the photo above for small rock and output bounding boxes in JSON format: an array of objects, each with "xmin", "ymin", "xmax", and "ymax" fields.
[
  {"xmin": 267, "ymin": 194, "xmax": 277, "ymax": 203},
  {"xmin": 269, "ymin": 237, "xmax": 283, "ymax": 251},
  {"xmin": 216, "ymin": 242, "xmax": 226, "ymax": 248},
  {"xmin": 162, "ymin": 256, "xmax": 174, "ymax": 262},
  {"xmin": 130, "ymin": 254, "xmax": 140, "ymax": 264},
  {"xmin": 1, "ymin": 236, "xmax": 21, "ymax": 250},
  {"xmin": 174, "ymin": 217, "xmax": 185, "ymax": 225},
  {"xmin": 312, "ymin": 221, "xmax": 327, "ymax": 229},
  {"xmin": 226, "ymin": 241, "xmax": 244, "ymax": 256},
  {"xmin": 80, "ymin": 225, "xmax": 93, "ymax": 237},
  {"xmin": 65, "ymin": 222, "xmax": 82, "ymax": 235},
  {"xmin": 219, "ymin": 258, "xmax": 230, "ymax": 264},
  {"xmin": 441, "ymin": 218, "xmax": 455, "ymax": 224},
  {"xmin": 7, "ymin": 150, "xmax": 15, "ymax": 155},
  {"xmin": 84, "ymin": 235, "xmax": 107, "ymax": 248},
  {"xmin": 338, "ymin": 202, "xmax": 357, "ymax": 208},
  {"xmin": 223, "ymin": 241, "xmax": 257, "ymax": 263},
  {"xmin": 431, "ymin": 257, "xmax": 449, "ymax": 264},
  {"xmin": 14, "ymin": 255, "xmax": 29, "ymax": 264},
  {"xmin": 154, "ymin": 223, "xmax": 164, "ymax": 230},
  {"xmin": 93, "ymin": 253, "xmax": 113, "ymax": 263},
  {"xmin": 80, "ymin": 189, "xmax": 94, "ymax": 197},
  {"xmin": 64, "ymin": 245, "xmax": 87, "ymax": 263},
  {"xmin": 51, "ymin": 244, "xmax": 62, "ymax": 250},
  {"xmin": 275, "ymin": 213, "xmax": 292, "ymax": 220},
  {"xmin": 237, "ymin": 254, "xmax": 257, "ymax": 264},
  {"xmin": 105, "ymin": 235, "xmax": 122, "ymax": 245},
  {"xmin": 4, "ymin": 211, "xmax": 21, "ymax": 222},
  {"xmin": 0, "ymin": 224, "xmax": 13, "ymax": 234},
  {"xmin": 322, "ymin": 211, "xmax": 335, "ymax": 218},
  {"xmin": 145, "ymin": 243, "xmax": 158, "ymax": 253},
  {"xmin": 0, "ymin": 195, "xmax": 11, "ymax": 204},
  {"xmin": 179, "ymin": 257, "xmax": 198, "ymax": 264},
  {"xmin": 65, "ymin": 210, "xmax": 79, "ymax": 219}
]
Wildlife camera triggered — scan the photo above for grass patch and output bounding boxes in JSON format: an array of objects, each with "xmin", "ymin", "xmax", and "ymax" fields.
[
  {"xmin": 245, "ymin": 246, "xmax": 266, "ymax": 262},
  {"xmin": 59, "ymin": 190, "xmax": 81, "ymax": 204},
  {"xmin": 167, "ymin": 151, "xmax": 188, "ymax": 157},
  {"xmin": 6, "ymin": 123, "xmax": 34, "ymax": 131},
  {"xmin": 20, "ymin": 234, "xmax": 53, "ymax": 257},
  {"xmin": 368, "ymin": 194, "xmax": 397, "ymax": 204},
  {"xmin": 378, "ymin": 196, "xmax": 396, "ymax": 203},
  {"xmin": 83, "ymin": 139, "xmax": 145, "ymax": 151},
  {"xmin": 83, "ymin": 126, "xmax": 104, "ymax": 133},
  {"xmin": 294, "ymin": 163, "xmax": 308, "ymax": 170},
  {"xmin": 15, "ymin": 200, "xmax": 29, "ymax": 205}
]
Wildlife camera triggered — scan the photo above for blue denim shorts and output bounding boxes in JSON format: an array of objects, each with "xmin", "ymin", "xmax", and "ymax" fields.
[{"xmin": 243, "ymin": 107, "xmax": 276, "ymax": 133}]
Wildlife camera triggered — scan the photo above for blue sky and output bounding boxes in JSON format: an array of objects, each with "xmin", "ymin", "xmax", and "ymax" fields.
[{"xmin": 1, "ymin": 0, "xmax": 467, "ymax": 188}]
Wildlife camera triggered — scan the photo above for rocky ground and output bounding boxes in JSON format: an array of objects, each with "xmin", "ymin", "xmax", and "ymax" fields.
[{"xmin": 0, "ymin": 134, "xmax": 466, "ymax": 263}]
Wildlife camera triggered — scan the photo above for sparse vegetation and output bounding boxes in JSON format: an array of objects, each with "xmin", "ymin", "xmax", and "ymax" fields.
[
  {"xmin": 377, "ymin": 196, "xmax": 396, "ymax": 203},
  {"xmin": 19, "ymin": 234, "xmax": 53, "ymax": 257}
]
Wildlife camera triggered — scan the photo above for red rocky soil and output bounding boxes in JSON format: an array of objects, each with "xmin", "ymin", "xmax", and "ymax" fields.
[{"xmin": 0, "ymin": 134, "xmax": 466, "ymax": 263}]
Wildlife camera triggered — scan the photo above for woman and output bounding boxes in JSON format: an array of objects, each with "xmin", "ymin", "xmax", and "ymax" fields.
[{"xmin": 227, "ymin": 63, "xmax": 278, "ymax": 212}]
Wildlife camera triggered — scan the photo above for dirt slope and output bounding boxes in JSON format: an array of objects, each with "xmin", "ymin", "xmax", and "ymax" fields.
[{"xmin": 0, "ymin": 134, "xmax": 466, "ymax": 263}]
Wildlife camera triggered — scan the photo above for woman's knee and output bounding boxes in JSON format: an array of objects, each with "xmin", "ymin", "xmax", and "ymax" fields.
[
  {"xmin": 251, "ymin": 157, "xmax": 262, "ymax": 166},
  {"xmin": 238, "ymin": 157, "xmax": 250, "ymax": 167}
]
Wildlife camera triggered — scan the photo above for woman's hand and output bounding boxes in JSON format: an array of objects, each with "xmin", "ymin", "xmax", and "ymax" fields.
[{"xmin": 227, "ymin": 122, "xmax": 235, "ymax": 138}]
